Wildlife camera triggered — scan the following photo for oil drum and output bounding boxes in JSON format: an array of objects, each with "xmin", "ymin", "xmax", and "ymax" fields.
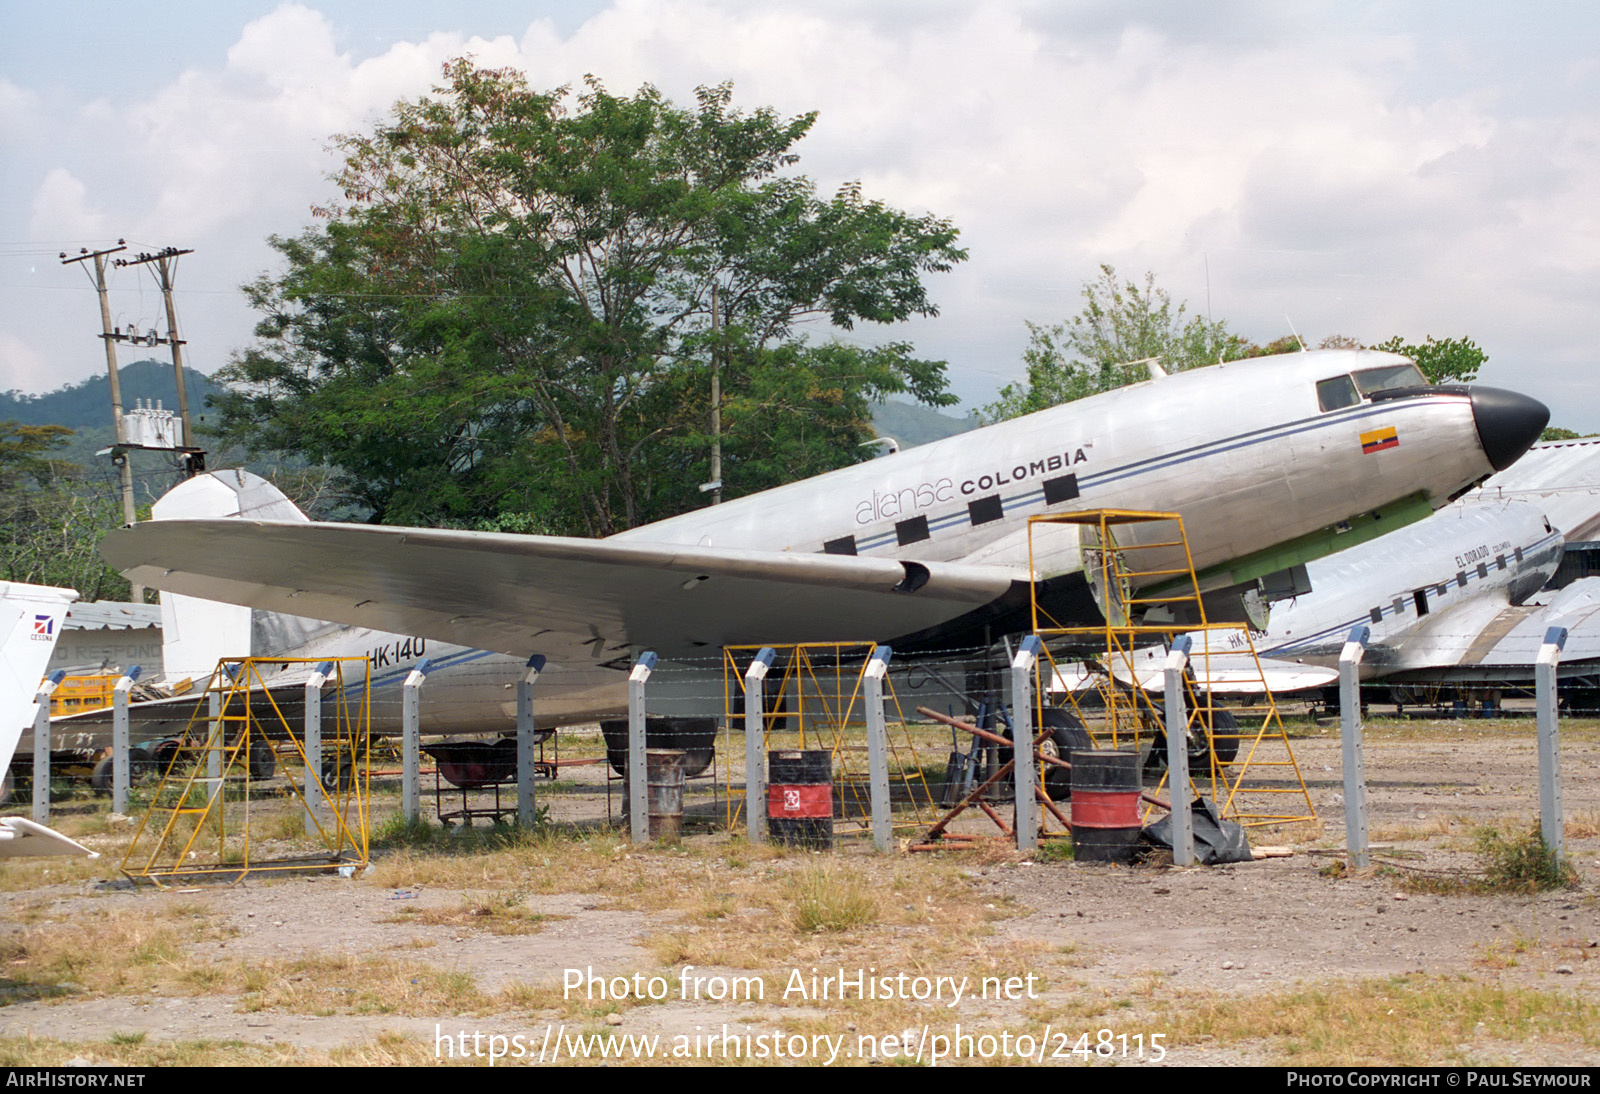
[
  {"xmin": 1068, "ymin": 748, "xmax": 1141, "ymax": 863},
  {"xmin": 767, "ymin": 749, "xmax": 832, "ymax": 850}
]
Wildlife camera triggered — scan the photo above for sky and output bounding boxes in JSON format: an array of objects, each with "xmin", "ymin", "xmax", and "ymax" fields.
[{"xmin": 4, "ymin": 1, "xmax": 1599, "ymax": 426}]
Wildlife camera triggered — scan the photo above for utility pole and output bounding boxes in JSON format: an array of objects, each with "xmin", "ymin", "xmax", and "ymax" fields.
[
  {"xmin": 60, "ymin": 241, "xmax": 143, "ymax": 603},
  {"xmin": 115, "ymin": 247, "xmax": 204, "ymax": 478},
  {"xmin": 709, "ymin": 285, "xmax": 722, "ymax": 505}
]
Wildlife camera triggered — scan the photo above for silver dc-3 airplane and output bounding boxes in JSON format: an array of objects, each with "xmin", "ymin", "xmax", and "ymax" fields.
[{"xmin": 94, "ymin": 347, "xmax": 1550, "ymax": 725}]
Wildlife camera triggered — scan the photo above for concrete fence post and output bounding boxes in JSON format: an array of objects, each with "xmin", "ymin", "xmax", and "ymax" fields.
[
  {"xmin": 864, "ymin": 646, "xmax": 895, "ymax": 852},
  {"xmin": 1535, "ymin": 626, "xmax": 1567, "ymax": 861},
  {"xmin": 628, "ymin": 652, "xmax": 658, "ymax": 844},
  {"xmin": 1339, "ymin": 625, "xmax": 1371, "ymax": 869},
  {"xmin": 517, "ymin": 655, "xmax": 547, "ymax": 828},
  {"xmin": 400, "ymin": 659, "xmax": 433, "ymax": 823},
  {"xmin": 1163, "ymin": 636, "xmax": 1194, "ymax": 866},
  {"xmin": 111, "ymin": 666, "xmax": 141, "ymax": 815},
  {"xmin": 32, "ymin": 670, "xmax": 65, "ymax": 823},
  {"xmin": 1010, "ymin": 636, "xmax": 1044, "ymax": 852},
  {"xmin": 743, "ymin": 648, "xmax": 776, "ymax": 844}
]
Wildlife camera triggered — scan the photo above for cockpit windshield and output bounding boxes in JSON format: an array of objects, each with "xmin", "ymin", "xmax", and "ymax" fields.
[
  {"xmin": 1351, "ymin": 363, "xmax": 1427, "ymax": 395},
  {"xmin": 1317, "ymin": 362, "xmax": 1430, "ymax": 411}
]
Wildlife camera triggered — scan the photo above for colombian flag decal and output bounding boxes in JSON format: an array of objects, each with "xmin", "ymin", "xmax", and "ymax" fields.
[{"xmin": 1360, "ymin": 426, "xmax": 1399, "ymax": 454}]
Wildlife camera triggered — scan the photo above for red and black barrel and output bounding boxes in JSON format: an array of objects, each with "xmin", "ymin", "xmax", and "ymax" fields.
[
  {"xmin": 1068, "ymin": 748, "xmax": 1142, "ymax": 863},
  {"xmin": 767, "ymin": 749, "xmax": 833, "ymax": 850}
]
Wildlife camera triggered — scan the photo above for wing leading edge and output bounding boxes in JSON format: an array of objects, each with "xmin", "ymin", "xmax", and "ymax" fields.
[{"xmin": 101, "ymin": 520, "xmax": 1024, "ymax": 660}]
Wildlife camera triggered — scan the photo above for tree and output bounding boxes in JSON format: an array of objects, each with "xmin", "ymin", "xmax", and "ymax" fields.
[
  {"xmin": 0, "ymin": 423, "xmax": 132, "ymax": 599},
  {"xmin": 211, "ymin": 62, "xmax": 965, "ymax": 534},
  {"xmin": 1372, "ymin": 335, "xmax": 1486, "ymax": 385},
  {"xmin": 980, "ymin": 265, "xmax": 1245, "ymax": 422}
]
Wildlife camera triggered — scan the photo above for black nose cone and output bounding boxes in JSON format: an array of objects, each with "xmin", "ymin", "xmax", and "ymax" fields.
[{"xmin": 1472, "ymin": 387, "xmax": 1549, "ymax": 472}]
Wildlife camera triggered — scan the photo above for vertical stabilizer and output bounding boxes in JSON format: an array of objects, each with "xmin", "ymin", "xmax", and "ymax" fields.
[
  {"xmin": 152, "ymin": 470, "xmax": 312, "ymax": 683},
  {"xmin": 0, "ymin": 581, "xmax": 97, "ymax": 857},
  {"xmin": 0, "ymin": 581, "xmax": 78, "ymax": 775}
]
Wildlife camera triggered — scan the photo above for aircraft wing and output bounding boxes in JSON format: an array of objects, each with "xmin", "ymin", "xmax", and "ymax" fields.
[
  {"xmin": 102, "ymin": 520, "xmax": 1023, "ymax": 660},
  {"xmin": 1377, "ymin": 579, "xmax": 1600, "ymax": 682}
]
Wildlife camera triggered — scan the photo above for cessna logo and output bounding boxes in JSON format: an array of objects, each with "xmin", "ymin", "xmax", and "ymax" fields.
[{"xmin": 30, "ymin": 614, "xmax": 54, "ymax": 641}]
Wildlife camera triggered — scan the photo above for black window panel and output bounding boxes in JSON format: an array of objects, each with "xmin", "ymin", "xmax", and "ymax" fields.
[
  {"xmin": 895, "ymin": 515, "xmax": 930, "ymax": 546},
  {"xmin": 1317, "ymin": 375, "xmax": 1360, "ymax": 411},
  {"xmin": 1497, "ymin": 555, "xmax": 1507, "ymax": 570},
  {"xmin": 1042, "ymin": 474, "xmax": 1080, "ymax": 505},
  {"xmin": 1457, "ymin": 571, "xmax": 1468, "ymax": 587},
  {"xmin": 1477, "ymin": 562, "xmax": 1489, "ymax": 579},
  {"xmin": 968, "ymin": 494, "xmax": 1004, "ymax": 526},
  {"xmin": 1369, "ymin": 607, "xmax": 1383, "ymax": 624},
  {"xmin": 1393, "ymin": 597, "xmax": 1406, "ymax": 616},
  {"xmin": 823, "ymin": 536, "xmax": 857, "ymax": 556},
  {"xmin": 1515, "ymin": 547, "xmax": 1524, "ymax": 563}
]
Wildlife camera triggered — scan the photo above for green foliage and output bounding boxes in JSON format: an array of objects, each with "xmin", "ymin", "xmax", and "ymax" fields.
[
  {"xmin": 1474, "ymin": 826, "xmax": 1576, "ymax": 893},
  {"xmin": 0, "ymin": 424, "xmax": 132, "ymax": 599},
  {"xmin": 212, "ymin": 62, "xmax": 964, "ymax": 533},
  {"xmin": 1540, "ymin": 427, "xmax": 1587, "ymax": 442},
  {"xmin": 980, "ymin": 265, "xmax": 1248, "ymax": 422},
  {"xmin": 1372, "ymin": 335, "xmax": 1486, "ymax": 385}
]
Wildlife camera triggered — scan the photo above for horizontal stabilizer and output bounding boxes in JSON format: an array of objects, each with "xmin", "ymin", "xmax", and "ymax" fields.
[{"xmin": 0, "ymin": 817, "xmax": 98, "ymax": 859}]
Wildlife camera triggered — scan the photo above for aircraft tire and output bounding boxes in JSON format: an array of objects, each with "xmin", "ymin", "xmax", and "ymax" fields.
[
  {"xmin": 1038, "ymin": 708, "xmax": 1092, "ymax": 800},
  {"xmin": 1208, "ymin": 709, "xmax": 1240, "ymax": 765},
  {"xmin": 90, "ymin": 754, "xmax": 113, "ymax": 794},
  {"xmin": 247, "ymin": 738, "xmax": 276, "ymax": 781},
  {"xmin": 1002, "ymin": 709, "xmax": 1090, "ymax": 800}
]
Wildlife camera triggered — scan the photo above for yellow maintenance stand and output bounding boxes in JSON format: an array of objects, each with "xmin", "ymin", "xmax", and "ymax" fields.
[
  {"xmin": 1026, "ymin": 510, "xmax": 1314, "ymax": 828},
  {"xmin": 121, "ymin": 657, "xmax": 371, "ymax": 886}
]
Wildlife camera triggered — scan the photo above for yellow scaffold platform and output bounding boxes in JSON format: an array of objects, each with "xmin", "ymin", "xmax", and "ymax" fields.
[
  {"xmin": 120, "ymin": 657, "xmax": 372, "ymax": 887},
  {"xmin": 720, "ymin": 643, "xmax": 941, "ymax": 840},
  {"xmin": 1027, "ymin": 510, "xmax": 1315, "ymax": 828}
]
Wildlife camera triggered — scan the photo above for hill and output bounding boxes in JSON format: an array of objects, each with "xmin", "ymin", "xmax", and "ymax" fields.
[
  {"xmin": 1, "ymin": 358, "xmax": 223, "ymax": 430},
  {"xmin": 869, "ymin": 399, "xmax": 978, "ymax": 449}
]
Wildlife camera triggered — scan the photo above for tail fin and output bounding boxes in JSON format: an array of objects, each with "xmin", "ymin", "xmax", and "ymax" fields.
[
  {"xmin": 151, "ymin": 470, "xmax": 319, "ymax": 684},
  {"xmin": 0, "ymin": 581, "xmax": 78, "ymax": 775},
  {"xmin": 0, "ymin": 582, "xmax": 99, "ymax": 858}
]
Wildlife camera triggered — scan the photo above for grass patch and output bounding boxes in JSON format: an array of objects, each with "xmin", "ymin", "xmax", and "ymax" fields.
[
  {"xmin": 788, "ymin": 862, "xmax": 878, "ymax": 933},
  {"xmin": 1153, "ymin": 976, "xmax": 1600, "ymax": 1065},
  {"xmin": 385, "ymin": 892, "xmax": 557, "ymax": 936}
]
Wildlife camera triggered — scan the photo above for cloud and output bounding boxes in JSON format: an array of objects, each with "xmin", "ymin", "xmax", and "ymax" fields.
[{"xmin": 5, "ymin": 1, "xmax": 1600, "ymax": 423}]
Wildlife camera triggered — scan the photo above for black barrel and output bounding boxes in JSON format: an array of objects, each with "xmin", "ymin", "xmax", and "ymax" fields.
[
  {"xmin": 600, "ymin": 716, "xmax": 717, "ymax": 778},
  {"xmin": 767, "ymin": 749, "xmax": 832, "ymax": 850},
  {"xmin": 1069, "ymin": 748, "xmax": 1142, "ymax": 863}
]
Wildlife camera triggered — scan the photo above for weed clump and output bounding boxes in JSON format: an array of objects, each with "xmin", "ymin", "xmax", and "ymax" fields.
[
  {"xmin": 1395, "ymin": 825, "xmax": 1576, "ymax": 895},
  {"xmin": 788, "ymin": 863, "xmax": 878, "ymax": 933},
  {"xmin": 1474, "ymin": 826, "xmax": 1577, "ymax": 893}
]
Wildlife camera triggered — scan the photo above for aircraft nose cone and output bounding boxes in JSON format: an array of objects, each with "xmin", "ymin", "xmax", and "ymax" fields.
[{"xmin": 1471, "ymin": 386, "xmax": 1549, "ymax": 472}]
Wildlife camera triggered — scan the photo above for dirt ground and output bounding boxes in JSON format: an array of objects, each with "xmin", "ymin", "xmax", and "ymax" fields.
[{"xmin": 1, "ymin": 715, "xmax": 1597, "ymax": 1067}]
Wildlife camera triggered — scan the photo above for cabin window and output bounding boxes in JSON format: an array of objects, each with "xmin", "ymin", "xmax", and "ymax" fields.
[
  {"xmin": 1496, "ymin": 554, "xmax": 1507, "ymax": 570},
  {"xmin": 1352, "ymin": 363, "xmax": 1428, "ymax": 395},
  {"xmin": 1392, "ymin": 596, "xmax": 1406, "ymax": 617},
  {"xmin": 1477, "ymin": 561, "xmax": 1489, "ymax": 579},
  {"xmin": 1317, "ymin": 375, "xmax": 1360, "ymax": 412},
  {"xmin": 1457, "ymin": 570, "xmax": 1468, "ymax": 588},
  {"xmin": 1369, "ymin": 607, "xmax": 1383, "ymax": 625}
]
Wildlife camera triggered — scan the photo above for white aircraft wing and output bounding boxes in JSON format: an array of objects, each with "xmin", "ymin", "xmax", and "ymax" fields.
[
  {"xmin": 0, "ymin": 816, "xmax": 98, "ymax": 859},
  {"xmin": 102, "ymin": 520, "xmax": 1023, "ymax": 660}
]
